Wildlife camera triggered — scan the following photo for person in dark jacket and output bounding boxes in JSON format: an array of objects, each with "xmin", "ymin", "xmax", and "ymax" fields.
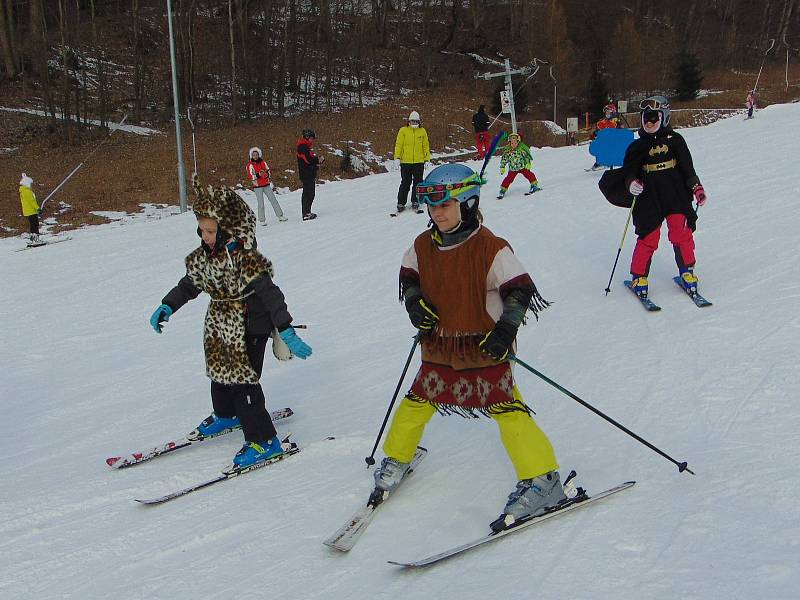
[
  {"xmin": 472, "ymin": 104, "xmax": 491, "ymax": 158},
  {"xmin": 623, "ymin": 96, "xmax": 708, "ymax": 299},
  {"xmin": 148, "ymin": 176, "xmax": 312, "ymax": 469},
  {"xmin": 296, "ymin": 129, "xmax": 324, "ymax": 220}
]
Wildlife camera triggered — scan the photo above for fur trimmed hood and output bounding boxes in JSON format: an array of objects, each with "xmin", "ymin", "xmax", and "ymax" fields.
[
  {"xmin": 191, "ymin": 174, "xmax": 257, "ymax": 249},
  {"xmin": 248, "ymin": 147, "xmax": 262, "ymax": 160}
]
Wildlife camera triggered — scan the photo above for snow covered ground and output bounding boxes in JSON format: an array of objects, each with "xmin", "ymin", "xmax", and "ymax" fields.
[{"xmin": 1, "ymin": 103, "xmax": 798, "ymax": 599}]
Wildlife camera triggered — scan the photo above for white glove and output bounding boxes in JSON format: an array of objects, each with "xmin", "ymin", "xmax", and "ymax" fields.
[
  {"xmin": 271, "ymin": 328, "xmax": 293, "ymax": 361},
  {"xmin": 629, "ymin": 179, "xmax": 644, "ymax": 196}
]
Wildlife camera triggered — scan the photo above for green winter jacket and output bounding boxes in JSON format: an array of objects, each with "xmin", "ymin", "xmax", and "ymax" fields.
[{"xmin": 500, "ymin": 143, "xmax": 533, "ymax": 172}]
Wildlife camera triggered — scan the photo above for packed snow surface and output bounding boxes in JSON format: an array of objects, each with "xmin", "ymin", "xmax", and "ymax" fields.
[{"xmin": 1, "ymin": 104, "xmax": 798, "ymax": 599}]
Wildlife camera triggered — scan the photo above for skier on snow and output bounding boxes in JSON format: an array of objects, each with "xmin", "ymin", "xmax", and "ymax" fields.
[
  {"xmin": 623, "ymin": 96, "xmax": 708, "ymax": 299},
  {"xmin": 745, "ymin": 90, "xmax": 757, "ymax": 119},
  {"xmin": 296, "ymin": 129, "xmax": 324, "ymax": 221},
  {"xmin": 19, "ymin": 173, "xmax": 42, "ymax": 246},
  {"xmin": 245, "ymin": 147, "xmax": 287, "ymax": 224},
  {"xmin": 497, "ymin": 132, "xmax": 540, "ymax": 198},
  {"xmin": 149, "ymin": 176, "xmax": 312, "ymax": 468},
  {"xmin": 394, "ymin": 111, "xmax": 431, "ymax": 213},
  {"xmin": 590, "ymin": 103, "xmax": 622, "ymax": 170},
  {"xmin": 472, "ymin": 104, "xmax": 491, "ymax": 159},
  {"xmin": 372, "ymin": 163, "xmax": 567, "ymax": 529}
]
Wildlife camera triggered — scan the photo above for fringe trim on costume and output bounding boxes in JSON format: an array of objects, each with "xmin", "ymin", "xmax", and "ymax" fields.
[
  {"xmin": 524, "ymin": 286, "xmax": 551, "ymax": 323},
  {"xmin": 424, "ymin": 330, "xmax": 484, "ymax": 356},
  {"xmin": 406, "ymin": 393, "xmax": 534, "ymax": 419}
]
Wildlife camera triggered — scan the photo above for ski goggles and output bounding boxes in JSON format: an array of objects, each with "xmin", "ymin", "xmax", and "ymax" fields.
[
  {"xmin": 639, "ymin": 98, "xmax": 668, "ymax": 111},
  {"xmin": 415, "ymin": 173, "xmax": 487, "ymax": 206},
  {"xmin": 642, "ymin": 110, "xmax": 662, "ymax": 124}
]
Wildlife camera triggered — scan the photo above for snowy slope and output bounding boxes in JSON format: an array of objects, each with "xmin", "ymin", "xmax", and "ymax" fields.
[{"xmin": 1, "ymin": 104, "xmax": 798, "ymax": 600}]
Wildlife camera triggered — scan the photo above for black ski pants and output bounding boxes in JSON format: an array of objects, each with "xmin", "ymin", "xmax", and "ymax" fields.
[
  {"xmin": 210, "ymin": 334, "xmax": 277, "ymax": 443},
  {"xmin": 397, "ymin": 162, "xmax": 425, "ymax": 207},
  {"xmin": 27, "ymin": 214, "xmax": 39, "ymax": 235},
  {"xmin": 300, "ymin": 177, "xmax": 316, "ymax": 216}
]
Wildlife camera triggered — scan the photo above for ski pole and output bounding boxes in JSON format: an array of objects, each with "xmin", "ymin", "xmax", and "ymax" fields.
[
  {"xmin": 364, "ymin": 333, "xmax": 421, "ymax": 467},
  {"xmin": 187, "ymin": 106, "xmax": 198, "ymax": 174},
  {"xmin": 478, "ymin": 131, "xmax": 507, "ymax": 179},
  {"xmin": 40, "ymin": 114, "xmax": 128, "ymax": 212},
  {"xmin": 510, "ymin": 354, "xmax": 694, "ymax": 475},
  {"xmin": 604, "ymin": 195, "xmax": 637, "ymax": 295}
]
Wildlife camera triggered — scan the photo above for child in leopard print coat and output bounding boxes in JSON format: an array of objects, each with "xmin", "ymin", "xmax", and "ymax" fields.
[{"xmin": 149, "ymin": 177, "xmax": 312, "ymax": 468}]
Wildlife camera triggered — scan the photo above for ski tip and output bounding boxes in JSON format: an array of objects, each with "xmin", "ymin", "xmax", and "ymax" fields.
[{"xmin": 106, "ymin": 456, "xmax": 122, "ymax": 468}]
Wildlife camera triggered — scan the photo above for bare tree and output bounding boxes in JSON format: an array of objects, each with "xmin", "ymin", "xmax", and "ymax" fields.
[
  {"xmin": 0, "ymin": 0, "xmax": 17, "ymax": 78},
  {"xmin": 228, "ymin": 0, "xmax": 239, "ymax": 122}
]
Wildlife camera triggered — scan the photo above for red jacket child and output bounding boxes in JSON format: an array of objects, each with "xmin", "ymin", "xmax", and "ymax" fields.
[{"xmin": 246, "ymin": 147, "xmax": 271, "ymax": 188}]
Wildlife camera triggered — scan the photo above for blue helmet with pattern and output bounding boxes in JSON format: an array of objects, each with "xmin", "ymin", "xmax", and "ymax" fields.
[
  {"xmin": 639, "ymin": 95, "xmax": 670, "ymax": 127},
  {"xmin": 416, "ymin": 163, "xmax": 486, "ymax": 223}
]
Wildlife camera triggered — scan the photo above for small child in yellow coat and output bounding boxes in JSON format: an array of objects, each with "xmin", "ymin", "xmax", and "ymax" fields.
[{"xmin": 19, "ymin": 173, "xmax": 42, "ymax": 246}]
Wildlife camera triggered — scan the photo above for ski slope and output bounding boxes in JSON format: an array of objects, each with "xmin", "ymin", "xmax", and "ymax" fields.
[{"xmin": 1, "ymin": 103, "xmax": 798, "ymax": 599}]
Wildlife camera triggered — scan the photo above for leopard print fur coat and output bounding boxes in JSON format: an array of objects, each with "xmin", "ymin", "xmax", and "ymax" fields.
[{"xmin": 187, "ymin": 177, "xmax": 274, "ymax": 384}]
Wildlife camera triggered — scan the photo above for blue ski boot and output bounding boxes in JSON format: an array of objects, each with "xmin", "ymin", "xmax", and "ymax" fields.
[
  {"xmin": 528, "ymin": 183, "xmax": 541, "ymax": 193},
  {"xmin": 679, "ymin": 268, "xmax": 698, "ymax": 294},
  {"xmin": 233, "ymin": 436, "xmax": 284, "ymax": 468},
  {"xmin": 189, "ymin": 414, "xmax": 241, "ymax": 440},
  {"xmin": 631, "ymin": 276, "xmax": 649, "ymax": 298}
]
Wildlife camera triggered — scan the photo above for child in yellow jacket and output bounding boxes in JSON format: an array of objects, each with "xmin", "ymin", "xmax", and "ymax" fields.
[{"xmin": 19, "ymin": 173, "xmax": 42, "ymax": 245}]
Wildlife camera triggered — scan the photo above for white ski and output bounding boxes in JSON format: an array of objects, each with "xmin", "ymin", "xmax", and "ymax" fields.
[
  {"xmin": 388, "ymin": 480, "xmax": 635, "ymax": 568},
  {"xmin": 323, "ymin": 447, "xmax": 427, "ymax": 552}
]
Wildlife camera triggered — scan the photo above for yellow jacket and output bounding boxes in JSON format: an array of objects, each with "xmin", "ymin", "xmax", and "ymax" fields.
[
  {"xmin": 394, "ymin": 126, "xmax": 430, "ymax": 164},
  {"xmin": 19, "ymin": 185, "xmax": 39, "ymax": 217}
]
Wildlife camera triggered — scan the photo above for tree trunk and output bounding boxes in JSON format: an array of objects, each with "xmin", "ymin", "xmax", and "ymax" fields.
[
  {"xmin": 228, "ymin": 0, "xmax": 238, "ymax": 123},
  {"xmin": 0, "ymin": 0, "xmax": 18, "ymax": 78}
]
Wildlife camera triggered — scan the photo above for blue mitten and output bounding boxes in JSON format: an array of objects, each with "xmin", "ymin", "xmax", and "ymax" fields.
[
  {"xmin": 279, "ymin": 326, "xmax": 312, "ymax": 359},
  {"xmin": 150, "ymin": 304, "xmax": 173, "ymax": 334}
]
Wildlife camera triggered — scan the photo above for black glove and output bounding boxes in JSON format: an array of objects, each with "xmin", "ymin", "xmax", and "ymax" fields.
[
  {"xmin": 405, "ymin": 295, "xmax": 439, "ymax": 332},
  {"xmin": 479, "ymin": 320, "xmax": 517, "ymax": 361}
]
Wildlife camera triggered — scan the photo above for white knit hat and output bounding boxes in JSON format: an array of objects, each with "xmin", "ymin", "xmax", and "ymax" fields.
[
  {"xmin": 20, "ymin": 172, "xmax": 33, "ymax": 187},
  {"xmin": 408, "ymin": 111, "xmax": 421, "ymax": 122}
]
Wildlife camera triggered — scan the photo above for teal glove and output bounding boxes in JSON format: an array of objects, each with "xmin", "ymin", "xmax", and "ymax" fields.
[
  {"xmin": 279, "ymin": 326, "xmax": 312, "ymax": 359},
  {"xmin": 150, "ymin": 304, "xmax": 173, "ymax": 334}
]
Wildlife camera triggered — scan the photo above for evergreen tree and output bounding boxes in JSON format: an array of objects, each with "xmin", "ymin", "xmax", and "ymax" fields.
[{"xmin": 674, "ymin": 51, "xmax": 704, "ymax": 101}]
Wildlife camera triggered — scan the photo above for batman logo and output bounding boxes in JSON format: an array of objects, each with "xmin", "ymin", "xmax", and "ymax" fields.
[{"xmin": 649, "ymin": 144, "xmax": 668, "ymax": 157}]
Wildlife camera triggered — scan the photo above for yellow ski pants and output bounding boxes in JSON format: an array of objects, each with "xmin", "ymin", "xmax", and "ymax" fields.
[{"xmin": 382, "ymin": 387, "xmax": 559, "ymax": 481}]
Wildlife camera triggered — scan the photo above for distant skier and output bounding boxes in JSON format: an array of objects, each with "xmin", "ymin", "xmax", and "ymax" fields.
[
  {"xmin": 590, "ymin": 104, "xmax": 622, "ymax": 170},
  {"xmin": 394, "ymin": 111, "xmax": 430, "ymax": 213},
  {"xmin": 746, "ymin": 90, "xmax": 757, "ymax": 119},
  {"xmin": 296, "ymin": 129, "xmax": 324, "ymax": 221},
  {"xmin": 149, "ymin": 176, "xmax": 312, "ymax": 469},
  {"xmin": 372, "ymin": 162, "xmax": 567, "ymax": 530},
  {"xmin": 246, "ymin": 147, "xmax": 286, "ymax": 224},
  {"xmin": 472, "ymin": 104, "xmax": 491, "ymax": 159},
  {"xmin": 623, "ymin": 96, "xmax": 708, "ymax": 299},
  {"xmin": 18, "ymin": 172, "xmax": 42, "ymax": 246},
  {"xmin": 497, "ymin": 133, "xmax": 540, "ymax": 198}
]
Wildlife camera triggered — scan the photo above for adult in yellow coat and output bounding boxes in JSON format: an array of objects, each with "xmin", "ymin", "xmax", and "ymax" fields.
[
  {"xmin": 394, "ymin": 111, "xmax": 430, "ymax": 212},
  {"xmin": 19, "ymin": 173, "xmax": 41, "ymax": 245}
]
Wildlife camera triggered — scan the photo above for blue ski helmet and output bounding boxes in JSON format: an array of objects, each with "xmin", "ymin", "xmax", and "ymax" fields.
[
  {"xmin": 639, "ymin": 95, "xmax": 670, "ymax": 127},
  {"xmin": 415, "ymin": 163, "xmax": 486, "ymax": 223}
]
